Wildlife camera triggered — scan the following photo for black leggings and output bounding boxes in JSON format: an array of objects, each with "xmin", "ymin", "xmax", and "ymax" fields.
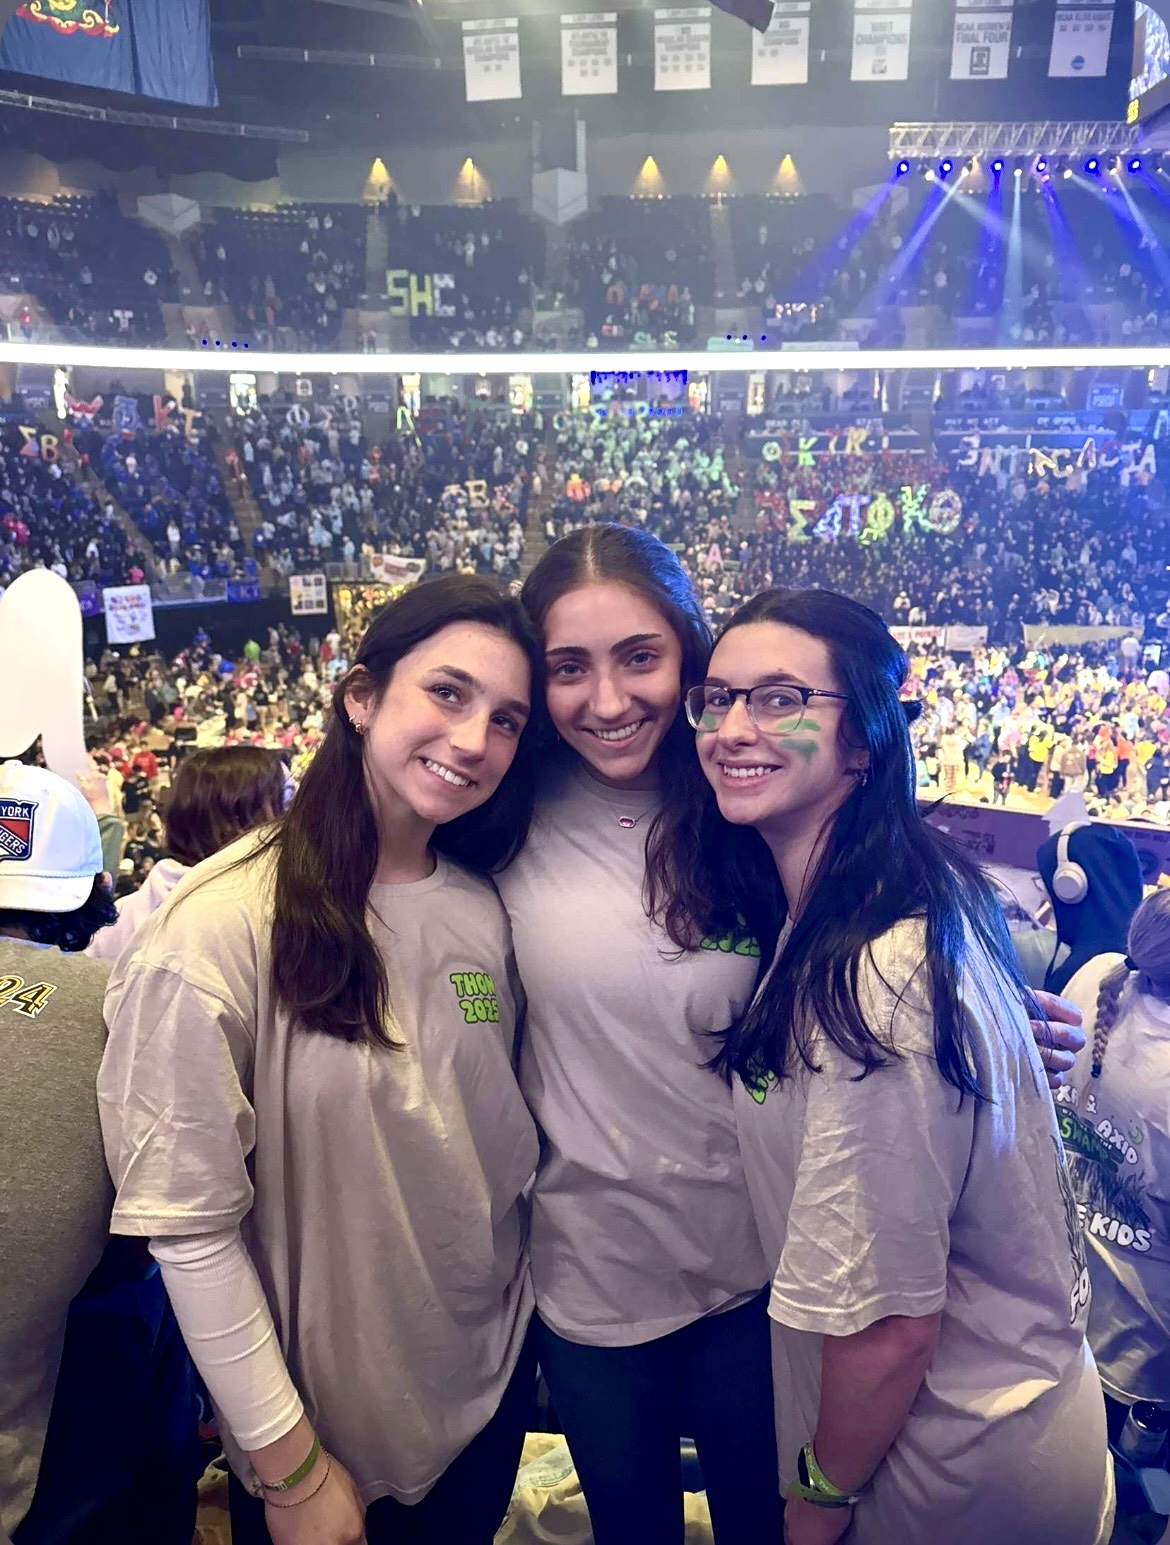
[
  {"xmin": 228, "ymin": 1322, "xmax": 538, "ymax": 1545},
  {"xmin": 535, "ymin": 1289, "xmax": 783, "ymax": 1545}
]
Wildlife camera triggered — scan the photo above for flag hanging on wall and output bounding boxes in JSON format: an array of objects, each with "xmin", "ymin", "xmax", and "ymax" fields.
[
  {"xmin": 654, "ymin": 8, "xmax": 711, "ymax": 91},
  {"xmin": 0, "ymin": 0, "xmax": 217, "ymax": 107},
  {"xmin": 751, "ymin": 0, "xmax": 811, "ymax": 84},
  {"xmin": 561, "ymin": 13, "xmax": 618, "ymax": 95},
  {"xmin": 462, "ymin": 17, "xmax": 522, "ymax": 101},
  {"xmin": 1048, "ymin": 0, "xmax": 1114, "ymax": 76},
  {"xmin": 951, "ymin": 0, "xmax": 1014, "ymax": 79},
  {"xmin": 851, "ymin": 0, "xmax": 913, "ymax": 82}
]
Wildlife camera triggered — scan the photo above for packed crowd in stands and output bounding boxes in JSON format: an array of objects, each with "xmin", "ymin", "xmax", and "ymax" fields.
[
  {"xmin": 0, "ymin": 192, "xmax": 172, "ymax": 343},
  {"xmin": 382, "ymin": 199, "xmax": 544, "ymax": 350},
  {"xmin": 0, "ymin": 423, "xmax": 138, "ymax": 590},
  {"xmin": 557, "ymin": 197, "xmax": 712, "ymax": 347},
  {"xmin": 195, "ymin": 205, "xmax": 366, "ymax": 348},
  {"xmin": 235, "ymin": 402, "xmax": 536, "ymax": 581}
]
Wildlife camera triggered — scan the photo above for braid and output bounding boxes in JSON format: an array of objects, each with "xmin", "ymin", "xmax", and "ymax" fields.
[{"xmin": 1091, "ymin": 962, "xmax": 1130, "ymax": 1078}]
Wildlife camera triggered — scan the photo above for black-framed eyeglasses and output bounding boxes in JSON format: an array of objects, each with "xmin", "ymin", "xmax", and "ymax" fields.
[{"xmin": 685, "ymin": 683, "xmax": 851, "ymax": 735}]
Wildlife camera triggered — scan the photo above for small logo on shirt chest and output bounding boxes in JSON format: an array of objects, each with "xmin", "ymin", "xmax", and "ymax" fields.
[{"xmin": 449, "ymin": 971, "xmax": 500, "ymax": 1025}]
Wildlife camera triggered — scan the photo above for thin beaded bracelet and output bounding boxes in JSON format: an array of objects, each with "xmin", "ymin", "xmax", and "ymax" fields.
[{"xmin": 264, "ymin": 1454, "xmax": 333, "ymax": 1509}]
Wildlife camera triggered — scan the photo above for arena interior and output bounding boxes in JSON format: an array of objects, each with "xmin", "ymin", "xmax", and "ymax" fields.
[{"xmin": 1, "ymin": 0, "xmax": 1170, "ymax": 1542}]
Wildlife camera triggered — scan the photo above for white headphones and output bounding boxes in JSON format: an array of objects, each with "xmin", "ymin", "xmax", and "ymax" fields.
[{"xmin": 1051, "ymin": 821, "xmax": 1092, "ymax": 905}]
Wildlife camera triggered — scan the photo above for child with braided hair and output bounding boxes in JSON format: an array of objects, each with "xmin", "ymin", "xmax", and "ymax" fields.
[{"xmin": 1059, "ymin": 889, "xmax": 1170, "ymax": 1429}]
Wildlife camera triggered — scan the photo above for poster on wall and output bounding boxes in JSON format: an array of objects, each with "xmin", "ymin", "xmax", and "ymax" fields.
[
  {"xmin": 654, "ymin": 8, "xmax": 711, "ymax": 91},
  {"xmin": 103, "ymin": 585, "xmax": 156, "ymax": 645},
  {"xmin": 851, "ymin": 0, "xmax": 913, "ymax": 81},
  {"xmin": 289, "ymin": 574, "xmax": 329, "ymax": 617},
  {"xmin": 951, "ymin": 0, "xmax": 1014, "ymax": 78},
  {"xmin": 561, "ymin": 12, "xmax": 618, "ymax": 94},
  {"xmin": 462, "ymin": 18, "xmax": 522, "ymax": 102},
  {"xmin": 1048, "ymin": 0, "xmax": 1115, "ymax": 76},
  {"xmin": 751, "ymin": 1, "xmax": 811, "ymax": 84}
]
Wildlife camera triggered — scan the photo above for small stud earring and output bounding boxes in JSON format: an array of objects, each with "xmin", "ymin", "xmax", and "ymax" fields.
[{"xmin": 350, "ymin": 717, "xmax": 365, "ymax": 735}]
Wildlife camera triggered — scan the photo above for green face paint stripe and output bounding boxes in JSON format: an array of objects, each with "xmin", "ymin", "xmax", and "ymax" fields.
[{"xmin": 774, "ymin": 737, "xmax": 819, "ymax": 759}]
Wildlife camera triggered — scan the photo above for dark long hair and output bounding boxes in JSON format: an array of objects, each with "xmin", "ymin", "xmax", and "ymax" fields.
[
  {"xmin": 262, "ymin": 575, "xmax": 541, "ymax": 1047},
  {"xmin": 165, "ymin": 746, "xmax": 288, "ymax": 867},
  {"xmin": 521, "ymin": 524, "xmax": 764, "ymax": 930},
  {"xmin": 651, "ymin": 587, "xmax": 1034, "ymax": 1100}
]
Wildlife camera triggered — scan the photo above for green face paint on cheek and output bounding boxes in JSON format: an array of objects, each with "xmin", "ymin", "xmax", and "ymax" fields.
[{"xmin": 772, "ymin": 717, "xmax": 822, "ymax": 761}]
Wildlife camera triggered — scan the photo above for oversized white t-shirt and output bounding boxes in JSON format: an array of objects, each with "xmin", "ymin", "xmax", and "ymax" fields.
[
  {"xmin": 1059, "ymin": 953, "xmax": 1170, "ymax": 1405},
  {"xmin": 496, "ymin": 764, "xmax": 768, "ymax": 1346},
  {"xmin": 97, "ymin": 837, "xmax": 538, "ymax": 1506},
  {"xmin": 734, "ymin": 919, "xmax": 1111, "ymax": 1545}
]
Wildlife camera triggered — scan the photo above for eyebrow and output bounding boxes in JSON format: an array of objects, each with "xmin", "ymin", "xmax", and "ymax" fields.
[
  {"xmin": 432, "ymin": 664, "xmax": 530, "ymax": 719},
  {"xmin": 704, "ymin": 671, "xmax": 813, "ymax": 689},
  {"xmin": 545, "ymin": 632, "xmax": 665, "ymax": 660}
]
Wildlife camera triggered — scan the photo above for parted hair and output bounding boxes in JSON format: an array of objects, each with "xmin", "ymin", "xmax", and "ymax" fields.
[{"xmin": 1092, "ymin": 888, "xmax": 1170, "ymax": 1077}]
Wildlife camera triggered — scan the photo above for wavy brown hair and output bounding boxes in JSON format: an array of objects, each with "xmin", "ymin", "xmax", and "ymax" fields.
[{"xmin": 164, "ymin": 746, "xmax": 288, "ymax": 868}]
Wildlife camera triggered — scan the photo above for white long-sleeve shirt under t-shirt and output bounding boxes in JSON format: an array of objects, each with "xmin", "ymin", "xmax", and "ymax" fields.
[
  {"xmin": 495, "ymin": 762, "xmax": 769, "ymax": 1347},
  {"xmin": 98, "ymin": 836, "xmax": 538, "ymax": 1505}
]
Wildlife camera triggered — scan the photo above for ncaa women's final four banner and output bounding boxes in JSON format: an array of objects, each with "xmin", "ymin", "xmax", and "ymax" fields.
[{"xmin": 0, "ymin": 0, "xmax": 218, "ymax": 107}]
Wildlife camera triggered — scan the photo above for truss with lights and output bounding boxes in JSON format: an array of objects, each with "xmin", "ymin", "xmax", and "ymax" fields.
[
  {"xmin": 889, "ymin": 121, "xmax": 1138, "ymax": 162},
  {"xmin": 6, "ymin": 341, "xmax": 1170, "ymax": 376}
]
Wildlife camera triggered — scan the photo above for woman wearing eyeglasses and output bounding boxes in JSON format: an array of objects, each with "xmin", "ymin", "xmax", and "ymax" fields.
[
  {"xmin": 500, "ymin": 526, "xmax": 1087, "ymax": 1545},
  {"xmin": 664, "ymin": 586, "xmax": 1114, "ymax": 1545}
]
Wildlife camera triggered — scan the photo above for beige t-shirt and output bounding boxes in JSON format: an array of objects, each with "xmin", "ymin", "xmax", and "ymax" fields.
[
  {"xmin": 97, "ymin": 838, "xmax": 538, "ymax": 1506},
  {"xmin": 497, "ymin": 765, "xmax": 768, "ymax": 1346},
  {"xmin": 1059, "ymin": 953, "xmax": 1170, "ymax": 1404},
  {"xmin": 734, "ymin": 919, "xmax": 1111, "ymax": 1545}
]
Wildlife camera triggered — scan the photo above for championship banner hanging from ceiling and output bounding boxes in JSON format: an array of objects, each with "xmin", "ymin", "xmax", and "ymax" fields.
[
  {"xmin": 851, "ymin": 0, "xmax": 913, "ymax": 82},
  {"xmin": 1048, "ymin": 0, "xmax": 1115, "ymax": 77},
  {"xmin": 0, "ymin": 0, "xmax": 217, "ymax": 106},
  {"xmin": 561, "ymin": 12, "xmax": 618, "ymax": 95},
  {"xmin": 654, "ymin": 8, "xmax": 711, "ymax": 91},
  {"xmin": 462, "ymin": 17, "xmax": 522, "ymax": 102},
  {"xmin": 751, "ymin": 0, "xmax": 811, "ymax": 84},
  {"xmin": 951, "ymin": 0, "xmax": 1014, "ymax": 79}
]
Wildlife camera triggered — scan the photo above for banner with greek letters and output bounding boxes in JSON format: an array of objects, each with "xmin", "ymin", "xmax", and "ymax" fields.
[
  {"xmin": 851, "ymin": 0, "xmax": 913, "ymax": 82},
  {"xmin": 462, "ymin": 18, "xmax": 521, "ymax": 102},
  {"xmin": 654, "ymin": 8, "xmax": 711, "ymax": 91},
  {"xmin": 951, "ymin": 0, "xmax": 1014, "ymax": 79},
  {"xmin": 751, "ymin": 1, "xmax": 811, "ymax": 84},
  {"xmin": 561, "ymin": 12, "xmax": 618, "ymax": 95},
  {"xmin": 1048, "ymin": 0, "xmax": 1114, "ymax": 76}
]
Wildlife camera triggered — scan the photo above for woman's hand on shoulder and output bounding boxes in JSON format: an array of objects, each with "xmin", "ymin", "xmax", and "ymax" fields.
[
  {"xmin": 264, "ymin": 1453, "xmax": 367, "ymax": 1545},
  {"xmin": 1028, "ymin": 989, "xmax": 1086, "ymax": 1090}
]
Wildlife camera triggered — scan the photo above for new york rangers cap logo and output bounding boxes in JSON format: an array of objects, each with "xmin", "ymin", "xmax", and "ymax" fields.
[{"xmin": 0, "ymin": 798, "xmax": 37, "ymax": 862}]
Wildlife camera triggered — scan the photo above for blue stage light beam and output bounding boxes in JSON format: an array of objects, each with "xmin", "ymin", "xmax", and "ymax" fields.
[{"xmin": 1000, "ymin": 166, "xmax": 1025, "ymax": 343}]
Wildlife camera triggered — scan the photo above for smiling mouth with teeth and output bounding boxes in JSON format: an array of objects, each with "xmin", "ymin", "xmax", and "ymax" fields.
[
  {"xmin": 720, "ymin": 764, "xmax": 780, "ymax": 780},
  {"xmin": 588, "ymin": 720, "xmax": 647, "ymax": 743},
  {"xmin": 423, "ymin": 757, "xmax": 473, "ymax": 788}
]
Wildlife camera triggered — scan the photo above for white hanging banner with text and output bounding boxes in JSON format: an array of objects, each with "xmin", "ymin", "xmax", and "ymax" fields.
[
  {"xmin": 654, "ymin": 8, "xmax": 711, "ymax": 91},
  {"xmin": 561, "ymin": 12, "xmax": 618, "ymax": 95},
  {"xmin": 1048, "ymin": 0, "xmax": 1114, "ymax": 76},
  {"xmin": 951, "ymin": 0, "xmax": 1014, "ymax": 79},
  {"xmin": 751, "ymin": 1, "xmax": 812, "ymax": 84},
  {"xmin": 851, "ymin": 0, "xmax": 913, "ymax": 82},
  {"xmin": 103, "ymin": 585, "xmax": 156, "ymax": 645},
  {"xmin": 462, "ymin": 18, "xmax": 522, "ymax": 102}
]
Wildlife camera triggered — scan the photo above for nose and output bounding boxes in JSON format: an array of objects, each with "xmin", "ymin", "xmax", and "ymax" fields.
[
  {"xmin": 714, "ymin": 696, "xmax": 758, "ymax": 749},
  {"xmin": 447, "ymin": 710, "xmax": 490, "ymax": 763},
  {"xmin": 590, "ymin": 670, "xmax": 630, "ymax": 723}
]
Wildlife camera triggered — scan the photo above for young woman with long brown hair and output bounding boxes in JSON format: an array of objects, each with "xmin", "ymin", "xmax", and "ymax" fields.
[
  {"xmin": 98, "ymin": 575, "xmax": 543, "ymax": 1545},
  {"xmin": 499, "ymin": 526, "xmax": 1085, "ymax": 1545}
]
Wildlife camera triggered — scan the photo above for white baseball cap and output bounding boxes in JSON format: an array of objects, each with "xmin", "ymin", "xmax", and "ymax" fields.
[{"xmin": 0, "ymin": 761, "xmax": 104, "ymax": 914}]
